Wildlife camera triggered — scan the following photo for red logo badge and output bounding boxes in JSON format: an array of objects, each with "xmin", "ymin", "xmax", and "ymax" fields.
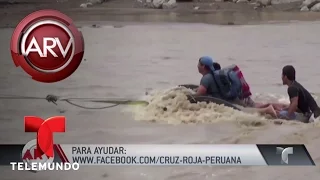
[
  {"xmin": 24, "ymin": 116, "xmax": 66, "ymax": 158},
  {"xmin": 22, "ymin": 116, "xmax": 66, "ymax": 171},
  {"xmin": 10, "ymin": 9, "xmax": 84, "ymax": 83}
]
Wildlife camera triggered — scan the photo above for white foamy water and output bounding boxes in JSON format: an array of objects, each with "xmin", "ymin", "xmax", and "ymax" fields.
[
  {"xmin": 1, "ymin": 21, "xmax": 320, "ymax": 180},
  {"xmin": 129, "ymin": 86, "xmax": 320, "ymax": 126},
  {"xmin": 130, "ymin": 86, "xmax": 268, "ymax": 125}
]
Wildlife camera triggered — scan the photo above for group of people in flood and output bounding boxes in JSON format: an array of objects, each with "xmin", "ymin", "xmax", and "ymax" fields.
[{"xmin": 195, "ymin": 56, "xmax": 320, "ymax": 123}]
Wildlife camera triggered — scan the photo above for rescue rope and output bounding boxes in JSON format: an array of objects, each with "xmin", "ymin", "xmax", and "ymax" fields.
[{"xmin": 0, "ymin": 94, "xmax": 148, "ymax": 109}]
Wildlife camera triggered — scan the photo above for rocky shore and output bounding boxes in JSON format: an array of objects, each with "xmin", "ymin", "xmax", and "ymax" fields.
[
  {"xmin": 79, "ymin": 0, "xmax": 320, "ymax": 12},
  {"xmin": 1, "ymin": 0, "xmax": 320, "ymax": 27}
]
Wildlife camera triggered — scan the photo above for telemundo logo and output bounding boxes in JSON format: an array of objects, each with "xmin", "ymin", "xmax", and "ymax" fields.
[{"xmin": 276, "ymin": 147, "xmax": 293, "ymax": 164}]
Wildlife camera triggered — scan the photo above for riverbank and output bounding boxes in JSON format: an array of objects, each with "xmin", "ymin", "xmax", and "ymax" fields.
[{"xmin": 1, "ymin": 0, "xmax": 320, "ymax": 27}]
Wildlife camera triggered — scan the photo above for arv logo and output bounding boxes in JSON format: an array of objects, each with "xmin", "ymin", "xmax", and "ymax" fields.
[
  {"xmin": 10, "ymin": 9, "xmax": 84, "ymax": 83},
  {"xmin": 22, "ymin": 139, "xmax": 53, "ymax": 166},
  {"xmin": 23, "ymin": 36, "xmax": 73, "ymax": 58}
]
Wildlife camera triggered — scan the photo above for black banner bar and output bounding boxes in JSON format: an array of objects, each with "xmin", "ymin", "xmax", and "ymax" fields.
[
  {"xmin": 0, "ymin": 144, "xmax": 63, "ymax": 165},
  {"xmin": 257, "ymin": 144, "xmax": 315, "ymax": 166}
]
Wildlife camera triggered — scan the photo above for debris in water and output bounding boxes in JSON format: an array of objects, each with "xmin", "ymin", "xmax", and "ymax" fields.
[{"xmin": 91, "ymin": 24, "xmax": 100, "ymax": 28}]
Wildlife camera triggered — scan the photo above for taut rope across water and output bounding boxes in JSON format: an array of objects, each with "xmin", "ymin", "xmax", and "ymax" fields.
[{"xmin": 0, "ymin": 94, "xmax": 149, "ymax": 109}]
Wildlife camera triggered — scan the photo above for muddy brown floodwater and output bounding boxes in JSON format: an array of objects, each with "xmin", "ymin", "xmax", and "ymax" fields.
[{"xmin": 0, "ymin": 1, "xmax": 320, "ymax": 180}]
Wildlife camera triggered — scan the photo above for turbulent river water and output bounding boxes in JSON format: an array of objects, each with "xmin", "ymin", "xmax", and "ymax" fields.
[{"xmin": 1, "ymin": 21, "xmax": 320, "ymax": 180}]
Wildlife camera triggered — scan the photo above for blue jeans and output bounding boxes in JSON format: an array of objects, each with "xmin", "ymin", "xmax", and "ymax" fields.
[{"xmin": 278, "ymin": 110, "xmax": 298, "ymax": 120}]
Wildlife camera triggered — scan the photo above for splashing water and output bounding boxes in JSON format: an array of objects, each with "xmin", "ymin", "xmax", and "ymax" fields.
[
  {"xmin": 129, "ymin": 87, "xmax": 271, "ymax": 127},
  {"xmin": 128, "ymin": 86, "xmax": 320, "ymax": 127}
]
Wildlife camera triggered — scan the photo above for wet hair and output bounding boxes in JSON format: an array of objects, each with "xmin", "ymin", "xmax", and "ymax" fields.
[
  {"xmin": 282, "ymin": 65, "xmax": 295, "ymax": 81},
  {"xmin": 213, "ymin": 62, "xmax": 221, "ymax": 70}
]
